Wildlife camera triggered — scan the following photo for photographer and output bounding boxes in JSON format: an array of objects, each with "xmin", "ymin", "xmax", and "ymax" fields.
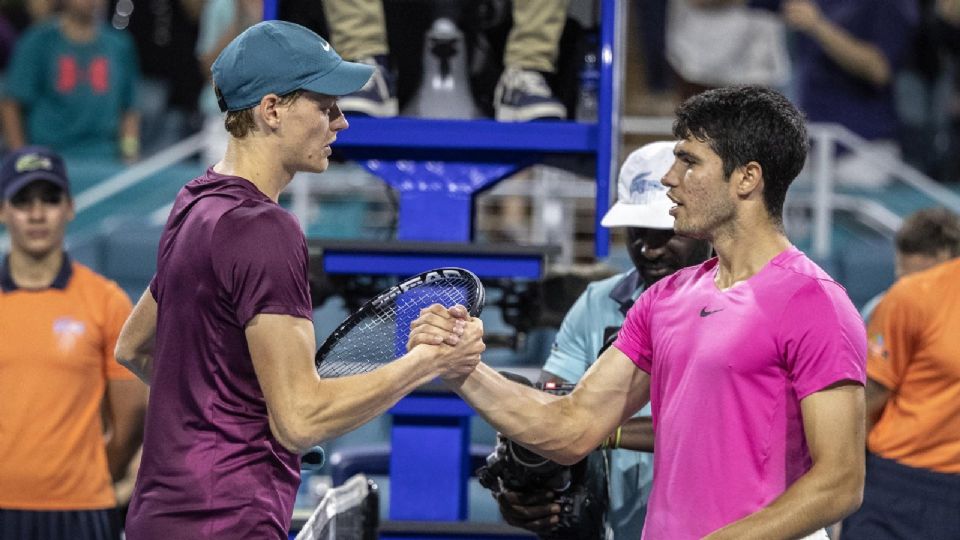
[{"xmin": 487, "ymin": 142, "xmax": 712, "ymax": 538}]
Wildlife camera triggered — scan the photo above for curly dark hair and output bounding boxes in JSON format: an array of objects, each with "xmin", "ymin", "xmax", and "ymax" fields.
[{"xmin": 673, "ymin": 85, "xmax": 808, "ymax": 224}]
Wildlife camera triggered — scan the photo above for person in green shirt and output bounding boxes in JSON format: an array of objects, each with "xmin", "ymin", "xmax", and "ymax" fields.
[{"xmin": 1, "ymin": 0, "xmax": 140, "ymax": 162}]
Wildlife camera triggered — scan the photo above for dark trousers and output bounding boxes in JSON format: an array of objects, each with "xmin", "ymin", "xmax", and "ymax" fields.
[
  {"xmin": 0, "ymin": 508, "xmax": 120, "ymax": 540},
  {"xmin": 842, "ymin": 453, "xmax": 960, "ymax": 540}
]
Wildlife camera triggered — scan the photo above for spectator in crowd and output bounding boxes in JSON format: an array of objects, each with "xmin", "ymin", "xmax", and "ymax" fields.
[
  {"xmin": 784, "ymin": 0, "xmax": 918, "ymax": 186},
  {"xmin": 0, "ymin": 146, "xmax": 146, "ymax": 540},
  {"xmin": 666, "ymin": 0, "xmax": 791, "ymax": 99},
  {"xmin": 0, "ymin": 0, "xmax": 141, "ymax": 162},
  {"xmin": 323, "ymin": 0, "xmax": 568, "ymax": 121},
  {"xmin": 842, "ymin": 227, "xmax": 960, "ymax": 539},
  {"xmin": 496, "ymin": 141, "xmax": 712, "ymax": 538},
  {"xmin": 120, "ymin": 0, "xmax": 204, "ymax": 155},
  {"xmin": 893, "ymin": 0, "xmax": 956, "ymax": 178},
  {"xmin": 0, "ymin": 14, "xmax": 16, "ymax": 71},
  {"xmin": 860, "ymin": 207, "xmax": 960, "ymax": 321},
  {"xmin": 195, "ymin": 0, "xmax": 261, "ymax": 166},
  {"xmin": 636, "ymin": 0, "xmax": 674, "ymax": 114}
]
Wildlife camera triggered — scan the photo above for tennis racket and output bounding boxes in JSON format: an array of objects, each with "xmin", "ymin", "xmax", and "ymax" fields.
[{"xmin": 315, "ymin": 267, "xmax": 485, "ymax": 377}]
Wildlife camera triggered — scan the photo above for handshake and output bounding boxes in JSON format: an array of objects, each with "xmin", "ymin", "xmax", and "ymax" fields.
[
  {"xmin": 407, "ymin": 308, "xmax": 609, "ymax": 539},
  {"xmin": 407, "ymin": 304, "xmax": 486, "ymax": 381}
]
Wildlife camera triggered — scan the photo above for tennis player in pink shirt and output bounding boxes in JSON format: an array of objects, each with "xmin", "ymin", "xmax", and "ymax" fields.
[{"xmin": 412, "ymin": 85, "xmax": 867, "ymax": 539}]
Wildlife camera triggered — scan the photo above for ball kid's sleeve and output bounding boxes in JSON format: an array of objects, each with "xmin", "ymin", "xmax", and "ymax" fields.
[
  {"xmin": 613, "ymin": 285, "xmax": 656, "ymax": 373},
  {"xmin": 865, "ymin": 279, "xmax": 924, "ymax": 391},
  {"xmin": 211, "ymin": 204, "xmax": 313, "ymax": 328}
]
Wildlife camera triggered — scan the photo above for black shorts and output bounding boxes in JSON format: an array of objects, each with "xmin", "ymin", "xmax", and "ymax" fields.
[
  {"xmin": 842, "ymin": 452, "xmax": 960, "ymax": 540},
  {"xmin": 0, "ymin": 508, "xmax": 119, "ymax": 540}
]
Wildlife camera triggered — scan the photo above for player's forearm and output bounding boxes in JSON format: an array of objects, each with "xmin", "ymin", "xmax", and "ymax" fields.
[
  {"xmin": 448, "ymin": 362, "xmax": 603, "ymax": 465},
  {"xmin": 703, "ymin": 461, "xmax": 864, "ymax": 539},
  {"xmin": 117, "ymin": 289, "xmax": 158, "ymax": 384},
  {"xmin": 278, "ymin": 348, "xmax": 442, "ymax": 453}
]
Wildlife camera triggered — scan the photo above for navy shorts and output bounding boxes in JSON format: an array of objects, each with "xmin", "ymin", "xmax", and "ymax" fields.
[
  {"xmin": 842, "ymin": 453, "xmax": 960, "ymax": 540},
  {"xmin": 0, "ymin": 508, "xmax": 119, "ymax": 540}
]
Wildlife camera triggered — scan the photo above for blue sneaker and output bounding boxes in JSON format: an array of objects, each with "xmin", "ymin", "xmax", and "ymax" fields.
[
  {"xmin": 494, "ymin": 67, "xmax": 567, "ymax": 121},
  {"xmin": 339, "ymin": 56, "xmax": 398, "ymax": 117}
]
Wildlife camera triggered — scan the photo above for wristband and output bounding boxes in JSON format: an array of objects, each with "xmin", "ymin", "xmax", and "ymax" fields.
[{"xmin": 121, "ymin": 135, "xmax": 140, "ymax": 159}]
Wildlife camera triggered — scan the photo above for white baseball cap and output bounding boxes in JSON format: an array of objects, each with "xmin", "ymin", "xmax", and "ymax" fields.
[{"xmin": 600, "ymin": 140, "xmax": 677, "ymax": 230}]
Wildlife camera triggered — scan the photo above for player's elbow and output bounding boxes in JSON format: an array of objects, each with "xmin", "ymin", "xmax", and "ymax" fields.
[
  {"xmin": 114, "ymin": 341, "xmax": 135, "ymax": 367},
  {"xmin": 543, "ymin": 435, "xmax": 597, "ymax": 466},
  {"xmin": 837, "ymin": 467, "xmax": 865, "ymax": 518},
  {"xmin": 824, "ymin": 461, "xmax": 865, "ymax": 521},
  {"xmin": 270, "ymin": 417, "xmax": 315, "ymax": 454},
  {"xmin": 550, "ymin": 449, "xmax": 589, "ymax": 467}
]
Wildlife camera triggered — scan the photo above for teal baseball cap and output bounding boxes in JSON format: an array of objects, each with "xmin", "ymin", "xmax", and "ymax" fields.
[{"xmin": 211, "ymin": 20, "xmax": 374, "ymax": 112}]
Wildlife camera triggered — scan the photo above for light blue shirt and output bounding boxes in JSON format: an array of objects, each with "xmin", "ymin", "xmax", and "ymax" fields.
[
  {"xmin": 196, "ymin": 0, "xmax": 242, "ymax": 117},
  {"xmin": 542, "ymin": 270, "xmax": 652, "ymax": 539}
]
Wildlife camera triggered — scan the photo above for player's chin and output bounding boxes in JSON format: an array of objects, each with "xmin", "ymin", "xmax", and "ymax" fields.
[{"xmin": 303, "ymin": 156, "xmax": 330, "ymax": 173}]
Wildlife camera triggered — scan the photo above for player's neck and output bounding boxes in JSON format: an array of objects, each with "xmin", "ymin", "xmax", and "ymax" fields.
[
  {"xmin": 216, "ymin": 138, "xmax": 293, "ymax": 202},
  {"xmin": 7, "ymin": 248, "xmax": 64, "ymax": 289},
  {"xmin": 711, "ymin": 219, "xmax": 791, "ymax": 291}
]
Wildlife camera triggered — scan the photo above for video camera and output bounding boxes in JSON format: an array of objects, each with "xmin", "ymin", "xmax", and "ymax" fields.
[{"xmin": 476, "ymin": 373, "xmax": 607, "ymax": 539}]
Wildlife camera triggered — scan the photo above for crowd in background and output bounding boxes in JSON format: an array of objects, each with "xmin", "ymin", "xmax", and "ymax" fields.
[
  {"xmin": 0, "ymin": 2, "xmax": 958, "ymax": 539},
  {"xmin": 0, "ymin": 0, "xmax": 956, "ymax": 183}
]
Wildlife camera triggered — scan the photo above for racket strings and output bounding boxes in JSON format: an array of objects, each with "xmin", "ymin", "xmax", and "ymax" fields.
[{"xmin": 317, "ymin": 277, "xmax": 479, "ymax": 377}]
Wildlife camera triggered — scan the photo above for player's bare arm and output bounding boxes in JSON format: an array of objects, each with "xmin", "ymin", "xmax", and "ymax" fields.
[
  {"xmin": 703, "ymin": 382, "xmax": 866, "ymax": 540},
  {"xmin": 410, "ymin": 304, "xmax": 650, "ymax": 465},
  {"xmin": 539, "ymin": 371, "xmax": 655, "ymax": 453},
  {"xmin": 455, "ymin": 346, "xmax": 647, "ymax": 465},
  {"xmin": 116, "ymin": 288, "xmax": 158, "ymax": 385},
  {"xmin": 246, "ymin": 313, "xmax": 484, "ymax": 454}
]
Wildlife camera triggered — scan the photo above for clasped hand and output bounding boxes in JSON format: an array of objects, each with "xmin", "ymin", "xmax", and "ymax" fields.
[{"xmin": 407, "ymin": 304, "xmax": 485, "ymax": 379}]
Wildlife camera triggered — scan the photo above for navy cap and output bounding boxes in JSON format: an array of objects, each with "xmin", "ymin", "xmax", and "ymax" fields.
[
  {"xmin": 0, "ymin": 146, "xmax": 70, "ymax": 201},
  {"xmin": 211, "ymin": 20, "xmax": 374, "ymax": 112}
]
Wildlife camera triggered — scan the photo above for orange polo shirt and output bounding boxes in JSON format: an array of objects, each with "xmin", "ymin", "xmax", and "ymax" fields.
[
  {"xmin": 0, "ymin": 257, "xmax": 134, "ymax": 509},
  {"xmin": 866, "ymin": 258, "xmax": 960, "ymax": 474}
]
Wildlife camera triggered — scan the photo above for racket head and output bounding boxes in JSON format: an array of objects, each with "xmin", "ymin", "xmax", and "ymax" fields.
[{"xmin": 315, "ymin": 267, "xmax": 484, "ymax": 377}]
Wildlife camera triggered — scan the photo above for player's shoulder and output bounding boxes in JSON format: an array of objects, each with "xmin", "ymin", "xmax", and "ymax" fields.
[
  {"xmin": 646, "ymin": 257, "xmax": 717, "ymax": 298},
  {"xmin": 768, "ymin": 246, "xmax": 846, "ymax": 294},
  {"xmin": 221, "ymin": 197, "xmax": 299, "ymax": 230},
  {"xmin": 212, "ymin": 199, "xmax": 303, "ymax": 254},
  {"xmin": 765, "ymin": 249, "xmax": 863, "ymax": 325}
]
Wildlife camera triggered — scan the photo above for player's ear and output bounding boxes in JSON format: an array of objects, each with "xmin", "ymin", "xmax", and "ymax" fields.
[
  {"xmin": 257, "ymin": 94, "xmax": 282, "ymax": 130},
  {"xmin": 734, "ymin": 161, "xmax": 763, "ymax": 198}
]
